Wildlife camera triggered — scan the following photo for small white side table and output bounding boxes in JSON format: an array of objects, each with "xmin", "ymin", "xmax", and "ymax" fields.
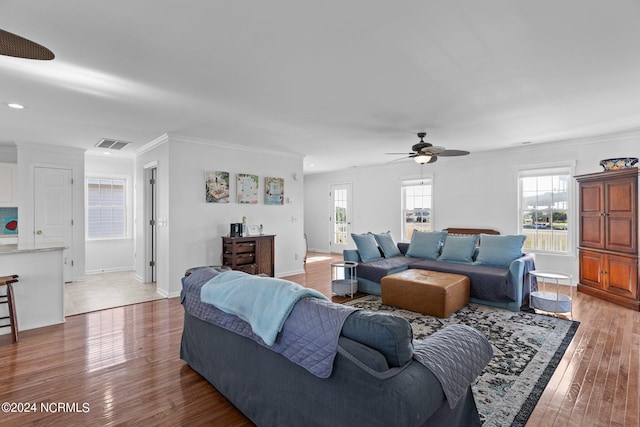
[
  {"xmin": 529, "ymin": 270, "xmax": 573, "ymax": 319},
  {"xmin": 331, "ymin": 261, "xmax": 358, "ymax": 298}
]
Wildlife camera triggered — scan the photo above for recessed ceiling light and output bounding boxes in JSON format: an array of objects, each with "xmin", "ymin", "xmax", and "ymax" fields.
[{"xmin": 7, "ymin": 103, "xmax": 24, "ymax": 109}]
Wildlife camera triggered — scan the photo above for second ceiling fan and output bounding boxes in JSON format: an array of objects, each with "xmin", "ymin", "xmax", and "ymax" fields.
[{"xmin": 387, "ymin": 132, "xmax": 469, "ymax": 164}]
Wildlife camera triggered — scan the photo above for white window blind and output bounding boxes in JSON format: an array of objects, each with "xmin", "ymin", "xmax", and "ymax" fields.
[{"xmin": 87, "ymin": 178, "xmax": 126, "ymax": 239}]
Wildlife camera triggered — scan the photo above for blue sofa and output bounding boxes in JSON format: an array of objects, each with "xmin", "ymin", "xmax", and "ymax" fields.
[
  {"xmin": 344, "ymin": 234, "xmax": 536, "ymax": 312},
  {"xmin": 181, "ymin": 267, "xmax": 487, "ymax": 426}
]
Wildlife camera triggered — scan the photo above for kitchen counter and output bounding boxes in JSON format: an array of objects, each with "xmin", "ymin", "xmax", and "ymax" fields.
[
  {"xmin": 0, "ymin": 234, "xmax": 18, "ymax": 245},
  {"xmin": 0, "ymin": 242, "xmax": 66, "ymax": 334},
  {"xmin": 0, "ymin": 241, "xmax": 67, "ymax": 254}
]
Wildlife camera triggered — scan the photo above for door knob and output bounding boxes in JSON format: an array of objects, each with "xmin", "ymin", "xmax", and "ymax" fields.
[{"xmin": 36, "ymin": 230, "xmax": 43, "ymax": 235}]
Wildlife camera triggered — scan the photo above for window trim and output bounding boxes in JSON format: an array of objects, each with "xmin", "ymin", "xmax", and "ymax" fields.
[
  {"xmin": 400, "ymin": 175, "xmax": 434, "ymax": 242},
  {"xmin": 515, "ymin": 162, "xmax": 575, "ymax": 256},
  {"xmin": 85, "ymin": 174, "xmax": 132, "ymax": 241}
]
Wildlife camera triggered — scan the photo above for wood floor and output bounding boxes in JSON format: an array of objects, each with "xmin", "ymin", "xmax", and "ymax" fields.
[{"xmin": 0, "ymin": 252, "xmax": 638, "ymax": 426}]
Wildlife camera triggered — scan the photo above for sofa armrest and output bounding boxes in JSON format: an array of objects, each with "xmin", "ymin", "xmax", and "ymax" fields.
[
  {"xmin": 508, "ymin": 253, "xmax": 536, "ymax": 307},
  {"xmin": 343, "ymin": 249, "xmax": 362, "ymax": 263}
]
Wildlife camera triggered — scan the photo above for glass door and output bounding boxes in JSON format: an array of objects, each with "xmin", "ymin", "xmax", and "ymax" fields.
[{"xmin": 329, "ymin": 183, "xmax": 352, "ymax": 253}]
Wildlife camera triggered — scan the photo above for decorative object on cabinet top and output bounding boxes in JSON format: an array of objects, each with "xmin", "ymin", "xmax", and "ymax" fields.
[{"xmin": 599, "ymin": 157, "xmax": 638, "ymax": 170}]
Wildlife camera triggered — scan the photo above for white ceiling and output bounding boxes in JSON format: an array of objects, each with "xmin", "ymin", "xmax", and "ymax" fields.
[{"xmin": 2, "ymin": 1, "xmax": 640, "ymax": 173}]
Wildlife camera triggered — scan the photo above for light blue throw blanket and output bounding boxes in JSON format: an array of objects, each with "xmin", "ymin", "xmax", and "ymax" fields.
[{"xmin": 201, "ymin": 270, "xmax": 328, "ymax": 346}]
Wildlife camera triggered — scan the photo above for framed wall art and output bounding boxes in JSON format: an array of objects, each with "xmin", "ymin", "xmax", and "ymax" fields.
[
  {"xmin": 205, "ymin": 171, "xmax": 230, "ymax": 203},
  {"xmin": 237, "ymin": 173, "xmax": 259, "ymax": 204},
  {"xmin": 265, "ymin": 177, "xmax": 284, "ymax": 205}
]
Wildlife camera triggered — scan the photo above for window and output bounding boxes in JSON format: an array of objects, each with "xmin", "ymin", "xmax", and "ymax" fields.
[
  {"xmin": 401, "ymin": 178, "xmax": 433, "ymax": 241},
  {"xmin": 87, "ymin": 178, "xmax": 127, "ymax": 239},
  {"xmin": 518, "ymin": 167, "xmax": 571, "ymax": 253}
]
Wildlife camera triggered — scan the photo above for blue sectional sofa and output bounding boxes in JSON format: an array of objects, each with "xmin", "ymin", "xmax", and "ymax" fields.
[
  {"xmin": 344, "ymin": 231, "xmax": 536, "ymax": 312},
  {"xmin": 181, "ymin": 267, "xmax": 488, "ymax": 426}
]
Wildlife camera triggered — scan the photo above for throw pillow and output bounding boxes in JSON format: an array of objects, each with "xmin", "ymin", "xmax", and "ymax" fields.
[
  {"xmin": 474, "ymin": 234, "xmax": 526, "ymax": 268},
  {"xmin": 405, "ymin": 231, "xmax": 446, "ymax": 259},
  {"xmin": 437, "ymin": 235, "xmax": 478, "ymax": 264},
  {"xmin": 351, "ymin": 233, "xmax": 382, "ymax": 262},
  {"xmin": 373, "ymin": 231, "xmax": 401, "ymax": 258}
]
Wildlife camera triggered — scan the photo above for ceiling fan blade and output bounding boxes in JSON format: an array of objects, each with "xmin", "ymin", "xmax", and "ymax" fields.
[
  {"xmin": 0, "ymin": 29, "xmax": 55, "ymax": 60},
  {"xmin": 437, "ymin": 149, "xmax": 470, "ymax": 157},
  {"xmin": 385, "ymin": 152, "xmax": 415, "ymax": 155},
  {"xmin": 421, "ymin": 146, "xmax": 446, "ymax": 155},
  {"xmin": 386, "ymin": 156, "xmax": 412, "ymax": 164},
  {"xmin": 427, "ymin": 156, "xmax": 438, "ymax": 164}
]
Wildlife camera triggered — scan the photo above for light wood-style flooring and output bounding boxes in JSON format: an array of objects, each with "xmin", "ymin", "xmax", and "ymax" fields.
[
  {"xmin": 0, "ymin": 252, "xmax": 638, "ymax": 426},
  {"xmin": 65, "ymin": 271, "xmax": 163, "ymax": 316}
]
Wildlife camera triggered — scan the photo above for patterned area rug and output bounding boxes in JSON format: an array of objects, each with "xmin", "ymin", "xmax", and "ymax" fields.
[{"xmin": 343, "ymin": 295, "xmax": 580, "ymax": 427}]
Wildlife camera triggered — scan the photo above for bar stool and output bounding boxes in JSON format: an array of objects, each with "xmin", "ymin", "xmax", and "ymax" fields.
[{"xmin": 0, "ymin": 275, "xmax": 19, "ymax": 343}]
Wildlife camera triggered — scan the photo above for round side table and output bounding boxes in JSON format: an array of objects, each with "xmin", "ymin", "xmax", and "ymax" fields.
[
  {"xmin": 529, "ymin": 270, "xmax": 573, "ymax": 319},
  {"xmin": 330, "ymin": 261, "xmax": 358, "ymax": 298}
]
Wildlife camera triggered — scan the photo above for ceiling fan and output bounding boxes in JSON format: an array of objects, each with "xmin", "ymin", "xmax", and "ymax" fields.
[
  {"xmin": 386, "ymin": 132, "xmax": 470, "ymax": 164},
  {"xmin": 0, "ymin": 28, "xmax": 54, "ymax": 60}
]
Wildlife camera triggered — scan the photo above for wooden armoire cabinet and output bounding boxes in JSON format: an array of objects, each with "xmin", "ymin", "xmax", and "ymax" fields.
[
  {"xmin": 222, "ymin": 235, "xmax": 275, "ymax": 277},
  {"xmin": 576, "ymin": 167, "xmax": 639, "ymax": 310}
]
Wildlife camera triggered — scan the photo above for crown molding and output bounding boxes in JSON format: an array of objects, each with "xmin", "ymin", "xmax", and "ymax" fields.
[
  {"xmin": 15, "ymin": 141, "xmax": 86, "ymax": 155},
  {"xmin": 167, "ymin": 133, "xmax": 305, "ymax": 160},
  {"xmin": 136, "ymin": 133, "xmax": 169, "ymax": 155}
]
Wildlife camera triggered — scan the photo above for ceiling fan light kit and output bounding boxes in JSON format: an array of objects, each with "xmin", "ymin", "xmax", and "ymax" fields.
[
  {"xmin": 0, "ymin": 29, "xmax": 55, "ymax": 60},
  {"xmin": 414, "ymin": 154, "xmax": 433, "ymax": 164}
]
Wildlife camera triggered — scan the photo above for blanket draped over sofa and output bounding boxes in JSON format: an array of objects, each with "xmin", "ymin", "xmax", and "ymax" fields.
[
  {"xmin": 413, "ymin": 325, "xmax": 493, "ymax": 408},
  {"xmin": 200, "ymin": 269, "xmax": 328, "ymax": 345},
  {"xmin": 184, "ymin": 267, "xmax": 357, "ymax": 378}
]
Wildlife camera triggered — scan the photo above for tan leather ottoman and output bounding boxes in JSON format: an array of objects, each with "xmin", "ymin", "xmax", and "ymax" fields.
[{"xmin": 381, "ymin": 269, "xmax": 470, "ymax": 318}]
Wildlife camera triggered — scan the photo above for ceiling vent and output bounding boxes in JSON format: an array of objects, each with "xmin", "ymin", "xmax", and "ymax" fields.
[{"xmin": 96, "ymin": 138, "xmax": 131, "ymax": 150}]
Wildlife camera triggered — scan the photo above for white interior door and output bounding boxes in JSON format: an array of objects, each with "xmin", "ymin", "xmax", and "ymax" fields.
[
  {"xmin": 34, "ymin": 167, "xmax": 73, "ymax": 282},
  {"xmin": 329, "ymin": 183, "xmax": 352, "ymax": 253}
]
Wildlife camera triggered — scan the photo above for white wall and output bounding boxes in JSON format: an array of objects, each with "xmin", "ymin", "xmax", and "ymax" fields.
[
  {"xmin": 304, "ymin": 131, "xmax": 640, "ymax": 279},
  {"xmin": 84, "ymin": 154, "xmax": 135, "ymax": 273},
  {"xmin": 136, "ymin": 134, "xmax": 305, "ymax": 297},
  {"xmin": 16, "ymin": 142, "xmax": 86, "ymax": 282}
]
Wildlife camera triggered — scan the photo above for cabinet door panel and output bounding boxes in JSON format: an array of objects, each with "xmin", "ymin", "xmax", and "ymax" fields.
[
  {"xmin": 605, "ymin": 254, "xmax": 638, "ymax": 298},
  {"xmin": 581, "ymin": 216, "xmax": 605, "ymax": 248},
  {"xmin": 606, "ymin": 217, "xmax": 635, "ymax": 253},
  {"xmin": 605, "ymin": 178, "xmax": 637, "ymax": 253},
  {"xmin": 579, "ymin": 250, "xmax": 604, "ymax": 289},
  {"xmin": 579, "ymin": 182, "xmax": 605, "ymax": 248},
  {"xmin": 0, "ymin": 163, "xmax": 18, "ymax": 206},
  {"xmin": 255, "ymin": 237, "xmax": 274, "ymax": 277}
]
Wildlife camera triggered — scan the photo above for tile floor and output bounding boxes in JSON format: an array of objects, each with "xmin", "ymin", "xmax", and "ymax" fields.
[{"xmin": 64, "ymin": 271, "xmax": 164, "ymax": 316}]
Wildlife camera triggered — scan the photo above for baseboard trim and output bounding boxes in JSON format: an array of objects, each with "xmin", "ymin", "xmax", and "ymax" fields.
[
  {"xmin": 277, "ymin": 269, "xmax": 305, "ymax": 278},
  {"xmin": 86, "ymin": 267, "xmax": 135, "ymax": 275}
]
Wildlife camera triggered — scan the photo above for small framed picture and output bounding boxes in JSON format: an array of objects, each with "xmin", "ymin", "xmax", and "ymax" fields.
[
  {"xmin": 265, "ymin": 177, "xmax": 284, "ymax": 205},
  {"xmin": 247, "ymin": 225, "xmax": 261, "ymax": 236},
  {"xmin": 205, "ymin": 171, "xmax": 230, "ymax": 203}
]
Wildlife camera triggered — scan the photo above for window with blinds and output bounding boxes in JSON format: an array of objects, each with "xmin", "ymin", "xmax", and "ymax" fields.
[{"xmin": 87, "ymin": 178, "xmax": 127, "ymax": 239}]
